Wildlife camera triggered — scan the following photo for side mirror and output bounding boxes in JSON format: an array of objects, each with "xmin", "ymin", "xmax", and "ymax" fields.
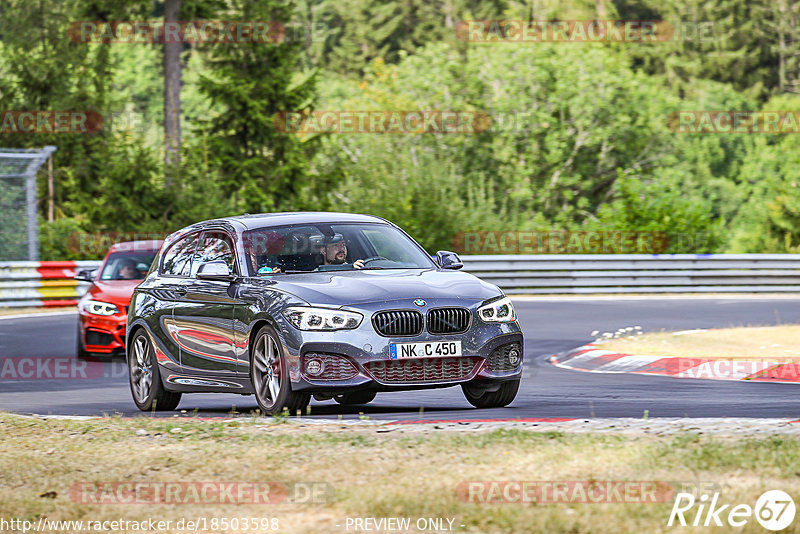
[
  {"xmin": 75, "ymin": 269, "xmax": 97, "ymax": 282},
  {"xmin": 436, "ymin": 250, "xmax": 463, "ymax": 270},
  {"xmin": 196, "ymin": 260, "xmax": 235, "ymax": 282}
]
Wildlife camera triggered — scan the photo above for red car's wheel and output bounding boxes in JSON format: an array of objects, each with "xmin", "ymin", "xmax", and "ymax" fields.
[{"xmin": 76, "ymin": 320, "xmax": 91, "ymax": 360}]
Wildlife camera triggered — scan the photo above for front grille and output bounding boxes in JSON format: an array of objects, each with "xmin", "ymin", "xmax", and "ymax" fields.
[
  {"xmin": 303, "ymin": 353, "xmax": 358, "ymax": 380},
  {"xmin": 373, "ymin": 310, "xmax": 423, "ymax": 337},
  {"xmin": 366, "ymin": 357, "xmax": 482, "ymax": 384},
  {"xmin": 487, "ymin": 343, "xmax": 522, "ymax": 372},
  {"xmin": 427, "ymin": 307, "xmax": 471, "ymax": 334},
  {"xmin": 86, "ymin": 330, "xmax": 114, "ymax": 346}
]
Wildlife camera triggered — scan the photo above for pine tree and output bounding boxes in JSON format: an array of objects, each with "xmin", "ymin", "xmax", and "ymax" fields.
[{"xmin": 197, "ymin": 0, "xmax": 317, "ymax": 212}]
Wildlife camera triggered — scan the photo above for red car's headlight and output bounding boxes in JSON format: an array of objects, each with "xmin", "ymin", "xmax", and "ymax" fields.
[{"xmin": 82, "ymin": 300, "xmax": 120, "ymax": 316}]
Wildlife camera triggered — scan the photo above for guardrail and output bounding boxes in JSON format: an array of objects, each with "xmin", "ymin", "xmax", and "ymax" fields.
[
  {"xmin": 0, "ymin": 261, "xmax": 101, "ymax": 307},
  {"xmin": 1, "ymin": 255, "xmax": 799, "ymax": 308},
  {"xmin": 461, "ymin": 254, "xmax": 800, "ymax": 294}
]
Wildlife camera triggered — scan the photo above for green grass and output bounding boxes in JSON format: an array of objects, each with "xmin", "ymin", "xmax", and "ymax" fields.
[
  {"xmin": 2, "ymin": 414, "xmax": 800, "ymax": 533},
  {"xmin": 601, "ymin": 324, "xmax": 800, "ymax": 360}
]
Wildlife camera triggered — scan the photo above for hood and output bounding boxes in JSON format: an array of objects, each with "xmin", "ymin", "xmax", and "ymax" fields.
[
  {"xmin": 86, "ymin": 280, "xmax": 142, "ymax": 306},
  {"xmin": 264, "ymin": 269, "xmax": 501, "ymax": 306}
]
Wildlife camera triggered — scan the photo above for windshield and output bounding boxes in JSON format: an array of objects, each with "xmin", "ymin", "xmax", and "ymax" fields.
[
  {"xmin": 99, "ymin": 251, "xmax": 157, "ymax": 281},
  {"xmin": 243, "ymin": 223, "xmax": 435, "ymax": 275}
]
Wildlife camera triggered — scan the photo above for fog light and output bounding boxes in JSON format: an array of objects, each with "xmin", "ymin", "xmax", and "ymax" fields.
[
  {"xmin": 305, "ymin": 358, "xmax": 324, "ymax": 376},
  {"xmin": 508, "ymin": 348, "xmax": 521, "ymax": 366}
]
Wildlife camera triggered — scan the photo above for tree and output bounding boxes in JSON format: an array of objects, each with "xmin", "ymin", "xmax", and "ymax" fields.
[
  {"xmin": 0, "ymin": 0, "xmax": 157, "ymax": 236},
  {"xmin": 164, "ymin": 0, "xmax": 182, "ymax": 183},
  {"xmin": 727, "ymin": 94, "xmax": 800, "ymax": 252},
  {"xmin": 297, "ymin": 0, "xmax": 509, "ymax": 75},
  {"xmin": 197, "ymin": 0, "xmax": 317, "ymax": 212},
  {"xmin": 618, "ymin": 0, "xmax": 780, "ymax": 101}
]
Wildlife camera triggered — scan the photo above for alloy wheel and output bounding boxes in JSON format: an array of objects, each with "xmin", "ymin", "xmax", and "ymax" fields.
[
  {"xmin": 131, "ymin": 335, "xmax": 153, "ymax": 403},
  {"xmin": 253, "ymin": 333, "xmax": 282, "ymax": 407}
]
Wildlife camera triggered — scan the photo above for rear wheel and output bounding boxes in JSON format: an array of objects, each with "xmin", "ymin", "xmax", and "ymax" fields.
[
  {"xmin": 251, "ymin": 325, "xmax": 310, "ymax": 415},
  {"xmin": 462, "ymin": 379, "xmax": 520, "ymax": 408},
  {"xmin": 334, "ymin": 391, "xmax": 376, "ymax": 405},
  {"xmin": 128, "ymin": 330, "xmax": 182, "ymax": 411}
]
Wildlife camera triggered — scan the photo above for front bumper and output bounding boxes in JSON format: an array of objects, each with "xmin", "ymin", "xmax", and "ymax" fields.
[
  {"xmin": 274, "ymin": 299, "xmax": 523, "ymax": 393},
  {"xmin": 79, "ymin": 311, "xmax": 127, "ymax": 354}
]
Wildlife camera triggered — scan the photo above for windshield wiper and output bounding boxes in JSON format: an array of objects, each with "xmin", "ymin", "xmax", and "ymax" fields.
[{"xmin": 278, "ymin": 267, "xmax": 387, "ymax": 274}]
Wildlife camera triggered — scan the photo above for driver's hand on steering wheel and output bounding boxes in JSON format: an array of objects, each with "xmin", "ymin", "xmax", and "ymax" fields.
[{"xmin": 353, "ymin": 259, "xmax": 364, "ymax": 270}]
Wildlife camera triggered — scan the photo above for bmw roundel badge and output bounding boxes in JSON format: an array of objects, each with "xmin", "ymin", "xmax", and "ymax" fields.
[{"xmin": 414, "ymin": 299, "xmax": 426, "ymax": 307}]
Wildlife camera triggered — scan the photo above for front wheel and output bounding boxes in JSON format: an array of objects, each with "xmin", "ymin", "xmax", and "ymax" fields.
[
  {"xmin": 462, "ymin": 379, "xmax": 520, "ymax": 408},
  {"xmin": 250, "ymin": 325, "xmax": 310, "ymax": 416},
  {"xmin": 128, "ymin": 330, "xmax": 182, "ymax": 411},
  {"xmin": 76, "ymin": 320, "xmax": 90, "ymax": 360}
]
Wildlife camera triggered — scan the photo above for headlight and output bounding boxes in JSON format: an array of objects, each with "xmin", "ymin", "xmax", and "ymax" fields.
[
  {"xmin": 477, "ymin": 296, "xmax": 516, "ymax": 323},
  {"xmin": 283, "ymin": 306, "xmax": 363, "ymax": 331},
  {"xmin": 82, "ymin": 300, "xmax": 120, "ymax": 316}
]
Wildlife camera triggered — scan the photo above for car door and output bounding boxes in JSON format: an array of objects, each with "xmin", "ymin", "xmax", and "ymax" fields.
[
  {"xmin": 149, "ymin": 231, "xmax": 201, "ymax": 371},
  {"xmin": 172, "ymin": 229, "xmax": 239, "ymax": 376}
]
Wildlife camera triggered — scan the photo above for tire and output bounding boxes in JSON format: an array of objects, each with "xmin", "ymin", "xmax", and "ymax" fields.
[
  {"xmin": 76, "ymin": 320, "xmax": 90, "ymax": 360},
  {"xmin": 334, "ymin": 390, "xmax": 377, "ymax": 405},
  {"xmin": 76, "ymin": 321, "xmax": 110, "ymax": 361},
  {"xmin": 128, "ymin": 330, "xmax": 182, "ymax": 411},
  {"xmin": 250, "ymin": 325, "xmax": 310, "ymax": 416},
  {"xmin": 462, "ymin": 379, "xmax": 520, "ymax": 409}
]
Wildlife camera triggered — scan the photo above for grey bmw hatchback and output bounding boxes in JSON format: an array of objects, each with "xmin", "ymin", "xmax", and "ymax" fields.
[{"xmin": 126, "ymin": 212, "xmax": 523, "ymax": 414}]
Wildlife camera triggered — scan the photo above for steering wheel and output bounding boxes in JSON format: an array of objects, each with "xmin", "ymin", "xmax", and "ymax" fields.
[{"xmin": 360, "ymin": 256, "xmax": 389, "ymax": 265}]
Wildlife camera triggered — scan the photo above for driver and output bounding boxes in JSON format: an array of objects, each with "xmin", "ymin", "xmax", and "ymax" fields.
[
  {"xmin": 118, "ymin": 258, "xmax": 139, "ymax": 280},
  {"xmin": 315, "ymin": 234, "xmax": 364, "ymax": 270}
]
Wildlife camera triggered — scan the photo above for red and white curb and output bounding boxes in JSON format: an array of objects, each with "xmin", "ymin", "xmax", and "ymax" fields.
[
  {"xmin": 551, "ymin": 344, "xmax": 800, "ymax": 383},
  {"xmin": 0, "ymin": 260, "xmax": 101, "ymax": 308}
]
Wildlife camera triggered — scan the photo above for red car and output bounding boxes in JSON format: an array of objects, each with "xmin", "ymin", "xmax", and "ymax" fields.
[{"xmin": 76, "ymin": 240, "xmax": 162, "ymax": 358}]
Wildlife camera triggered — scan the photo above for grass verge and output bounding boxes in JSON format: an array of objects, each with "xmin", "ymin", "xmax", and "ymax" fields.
[
  {"xmin": 601, "ymin": 325, "xmax": 800, "ymax": 360},
  {"xmin": 2, "ymin": 414, "xmax": 800, "ymax": 533}
]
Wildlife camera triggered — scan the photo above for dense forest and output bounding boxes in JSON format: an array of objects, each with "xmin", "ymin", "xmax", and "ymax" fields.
[{"xmin": 1, "ymin": 0, "xmax": 799, "ymax": 258}]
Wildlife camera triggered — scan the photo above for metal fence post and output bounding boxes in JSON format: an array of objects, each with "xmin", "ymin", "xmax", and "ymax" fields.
[{"xmin": 0, "ymin": 146, "xmax": 57, "ymax": 261}]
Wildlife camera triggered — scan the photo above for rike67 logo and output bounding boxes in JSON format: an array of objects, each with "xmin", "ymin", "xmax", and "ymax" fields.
[{"xmin": 668, "ymin": 490, "xmax": 796, "ymax": 530}]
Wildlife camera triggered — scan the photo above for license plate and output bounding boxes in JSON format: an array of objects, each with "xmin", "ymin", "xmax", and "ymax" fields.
[{"xmin": 389, "ymin": 340, "xmax": 462, "ymax": 359}]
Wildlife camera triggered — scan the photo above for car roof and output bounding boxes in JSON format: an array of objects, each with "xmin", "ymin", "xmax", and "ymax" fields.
[{"xmin": 223, "ymin": 212, "xmax": 390, "ymax": 230}]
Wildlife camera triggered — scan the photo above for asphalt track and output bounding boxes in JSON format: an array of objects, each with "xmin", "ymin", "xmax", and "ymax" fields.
[{"xmin": 2, "ymin": 297, "xmax": 800, "ymax": 420}]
